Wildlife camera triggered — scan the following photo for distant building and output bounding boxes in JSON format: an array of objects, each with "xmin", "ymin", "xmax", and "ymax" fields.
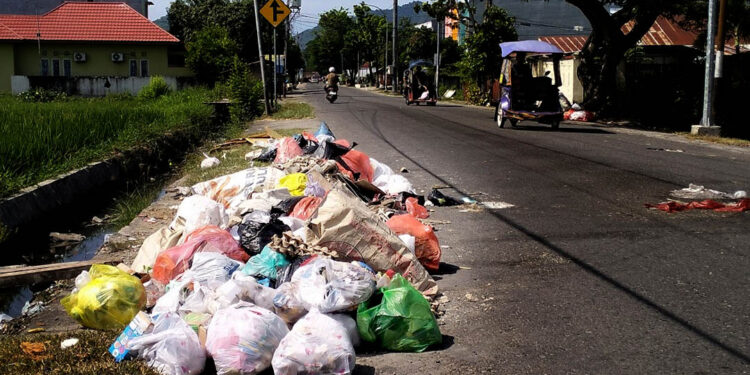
[
  {"xmin": 0, "ymin": 0, "xmax": 152, "ymax": 17},
  {"xmin": 0, "ymin": 2, "xmax": 191, "ymax": 94}
]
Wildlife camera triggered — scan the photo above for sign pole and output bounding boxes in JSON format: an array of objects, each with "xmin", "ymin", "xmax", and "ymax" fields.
[
  {"xmin": 273, "ymin": 28, "xmax": 277, "ymax": 107},
  {"xmin": 253, "ymin": 0, "xmax": 270, "ymax": 115}
]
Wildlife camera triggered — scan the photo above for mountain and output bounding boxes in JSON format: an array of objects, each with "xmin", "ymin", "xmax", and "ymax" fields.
[
  {"xmin": 153, "ymin": 15, "xmax": 170, "ymax": 32},
  {"xmin": 295, "ymin": 1, "xmax": 430, "ymax": 51}
]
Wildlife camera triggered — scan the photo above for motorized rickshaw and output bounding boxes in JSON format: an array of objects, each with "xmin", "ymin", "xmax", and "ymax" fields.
[
  {"xmin": 494, "ymin": 41, "xmax": 564, "ymax": 129},
  {"xmin": 403, "ymin": 60, "xmax": 437, "ymax": 106}
]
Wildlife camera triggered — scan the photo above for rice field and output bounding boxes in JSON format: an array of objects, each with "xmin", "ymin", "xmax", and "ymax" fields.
[{"xmin": 0, "ymin": 89, "xmax": 217, "ymax": 198}]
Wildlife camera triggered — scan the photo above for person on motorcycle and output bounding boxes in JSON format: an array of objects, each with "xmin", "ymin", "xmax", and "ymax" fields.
[{"xmin": 324, "ymin": 67, "xmax": 339, "ymax": 92}]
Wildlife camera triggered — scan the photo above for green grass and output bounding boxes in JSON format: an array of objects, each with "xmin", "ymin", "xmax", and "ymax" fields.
[
  {"xmin": 106, "ymin": 182, "xmax": 167, "ymax": 228},
  {"xmin": 679, "ymin": 133, "xmax": 750, "ymax": 147},
  {"xmin": 0, "ymin": 331, "xmax": 159, "ymax": 375},
  {"xmin": 0, "ymin": 88, "xmax": 218, "ymax": 198},
  {"xmin": 271, "ymin": 101, "xmax": 314, "ymax": 120}
]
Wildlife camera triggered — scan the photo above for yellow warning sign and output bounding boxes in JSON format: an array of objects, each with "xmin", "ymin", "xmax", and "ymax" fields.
[{"xmin": 260, "ymin": 0, "xmax": 291, "ymax": 28}]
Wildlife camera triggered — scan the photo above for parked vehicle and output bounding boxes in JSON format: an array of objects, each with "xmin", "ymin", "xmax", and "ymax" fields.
[
  {"xmin": 403, "ymin": 60, "xmax": 437, "ymax": 106},
  {"xmin": 493, "ymin": 41, "xmax": 564, "ymax": 129}
]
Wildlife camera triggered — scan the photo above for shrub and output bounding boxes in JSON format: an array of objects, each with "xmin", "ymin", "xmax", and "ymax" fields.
[
  {"xmin": 18, "ymin": 88, "xmax": 67, "ymax": 102},
  {"xmin": 138, "ymin": 76, "xmax": 172, "ymax": 100},
  {"xmin": 227, "ymin": 56, "xmax": 263, "ymax": 121}
]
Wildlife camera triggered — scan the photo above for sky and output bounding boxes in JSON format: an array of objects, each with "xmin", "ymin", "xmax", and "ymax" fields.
[{"xmin": 148, "ymin": 0, "xmax": 396, "ymax": 33}]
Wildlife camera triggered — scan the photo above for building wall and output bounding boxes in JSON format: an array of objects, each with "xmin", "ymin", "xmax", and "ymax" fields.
[
  {"xmin": 0, "ymin": 43, "xmax": 13, "ymax": 92},
  {"xmin": 535, "ymin": 57, "xmax": 583, "ymax": 103},
  {"xmin": 12, "ymin": 42, "xmax": 191, "ymax": 79}
]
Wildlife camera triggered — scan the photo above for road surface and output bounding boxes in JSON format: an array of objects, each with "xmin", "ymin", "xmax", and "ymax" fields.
[{"xmin": 296, "ymin": 84, "xmax": 750, "ymax": 374}]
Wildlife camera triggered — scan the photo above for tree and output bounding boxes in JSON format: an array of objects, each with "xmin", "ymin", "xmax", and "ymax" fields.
[
  {"xmin": 304, "ymin": 9, "xmax": 356, "ymax": 75},
  {"xmin": 349, "ymin": 3, "xmax": 387, "ymax": 83},
  {"xmin": 185, "ymin": 26, "xmax": 238, "ymax": 84},
  {"xmin": 679, "ymin": 0, "xmax": 750, "ymax": 54},
  {"xmin": 456, "ymin": 6, "xmax": 517, "ymax": 84}
]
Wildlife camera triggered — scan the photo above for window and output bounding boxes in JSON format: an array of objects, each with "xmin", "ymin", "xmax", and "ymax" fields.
[
  {"xmin": 129, "ymin": 60, "xmax": 138, "ymax": 77},
  {"xmin": 63, "ymin": 59, "xmax": 72, "ymax": 77},
  {"xmin": 40, "ymin": 59, "xmax": 49, "ymax": 76},
  {"xmin": 140, "ymin": 60, "xmax": 149, "ymax": 77},
  {"xmin": 52, "ymin": 59, "xmax": 60, "ymax": 77},
  {"xmin": 167, "ymin": 47, "xmax": 186, "ymax": 68}
]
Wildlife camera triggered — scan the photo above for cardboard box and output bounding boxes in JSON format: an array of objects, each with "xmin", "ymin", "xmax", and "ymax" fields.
[
  {"xmin": 108, "ymin": 311, "xmax": 153, "ymax": 362},
  {"xmin": 198, "ymin": 325, "xmax": 207, "ymax": 348}
]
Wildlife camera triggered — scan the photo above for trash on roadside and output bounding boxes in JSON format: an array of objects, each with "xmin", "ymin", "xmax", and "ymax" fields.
[
  {"xmin": 427, "ymin": 188, "xmax": 463, "ymax": 206},
  {"xmin": 60, "ymin": 338, "xmax": 79, "ymax": 349},
  {"xmin": 238, "ymin": 210, "xmax": 291, "ymax": 255},
  {"xmin": 291, "ymin": 258, "xmax": 376, "ymax": 313},
  {"xmin": 670, "ymin": 183, "xmax": 747, "ymax": 201},
  {"xmin": 62, "ymin": 264, "xmax": 146, "ymax": 330},
  {"xmin": 171, "ymin": 195, "xmax": 229, "ymax": 243},
  {"xmin": 131, "ymin": 220, "xmax": 184, "ymax": 274},
  {"xmin": 405, "ymin": 197, "xmax": 429, "ymax": 219},
  {"xmin": 109, "ymin": 311, "xmax": 154, "ymax": 362},
  {"xmin": 192, "ymin": 167, "xmax": 285, "ymax": 212},
  {"xmin": 289, "ymin": 196, "xmax": 322, "ymax": 220},
  {"xmin": 277, "ymin": 173, "xmax": 308, "ymax": 196},
  {"xmin": 645, "ymin": 198, "xmax": 750, "ymax": 213},
  {"xmin": 315, "ymin": 122, "xmax": 335, "ymax": 144},
  {"xmin": 563, "ymin": 109, "xmax": 594, "ymax": 122},
  {"xmin": 200, "ymin": 152, "xmax": 221, "ymax": 169},
  {"xmin": 272, "ymin": 310, "xmax": 357, "ymax": 375},
  {"xmin": 127, "ymin": 312, "xmax": 205, "ymax": 375},
  {"xmin": 275, "ymin": 137, "xmax": 304, "ymax": 164},
  {"xmin": 386, "ymin": 215, "xmax": 441, "ymax": 272},
  {"xmin": 241, "ymin": 246, "xmax": 290, "ymax": 280},
  {"xmin": 205, "ymin": 302, "xmax": 289, "ymax": 375},
  {"xmin": 357, "ymin": 274, "xmax": 442, "ymax": 352}
]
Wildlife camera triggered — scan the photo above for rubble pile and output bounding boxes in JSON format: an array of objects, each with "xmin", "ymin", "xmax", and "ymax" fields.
[{"xmin": 62, "ymin": 122, "xmax": 448, "ymax": 375}]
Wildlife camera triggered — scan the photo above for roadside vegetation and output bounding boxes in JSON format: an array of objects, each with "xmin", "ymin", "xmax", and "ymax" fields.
[
  {"xmin": 0, "ymin": 85, "xmax": 217, "ymax": 198},
  {"xmin": 271, "ymin": 101, "xmax": 315, "ymax": 120}
]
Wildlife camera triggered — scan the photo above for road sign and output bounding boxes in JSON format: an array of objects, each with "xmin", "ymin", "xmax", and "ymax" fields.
[{"xmin": 259, "ymin": 0, "xmax": 290, "ymax": 28}]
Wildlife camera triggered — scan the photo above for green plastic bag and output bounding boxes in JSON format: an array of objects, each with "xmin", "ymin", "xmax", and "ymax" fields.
[
  {"xmin": 357, "ymin": 274, "xmax": 442, "ymax": 352},
  {"xmin": 241, "ymin": 245, "xmax": 290, "ymax": 280},
  {"xmin": 61, "ymin": 264, "xmax": 146, "ymax": 330}
]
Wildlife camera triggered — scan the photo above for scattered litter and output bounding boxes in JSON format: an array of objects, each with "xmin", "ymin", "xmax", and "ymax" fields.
[
  {"xmin": 482, "ymin": 201, "xmax": 515, "ymax": 209},
  {"xmin": 461, "ymin": 197, "xmax": 477, "ymax": 204},
  {"xmin": 244, "ymin": 149, "xmax": 263, "ymax": 160},
  {"xmin": 647, "ymin": 147, "xmax": 684, "ymax": 153},
  {"xmin": 22, "ymin": 301, "xmax": 45, "ymax": 316},
  {"xmin": 20, "ymin": 342, "xmax": 49, "ymax": 360},
  {"xmin": 670, "ymin": 183, "xmax": 746, "ymax": 200},
  {"xmin": 465, "ymin": 293, "xmax": 478, "ymax": 302},
  {"xmin": 60, "ymin": 338, "xmax": 79, "ymax": 349},
  {"xmin": 400, "ymin": 167, "xmax": 409, "ymax": 173},
  {"xmin": 428, "ymin": 188, "xmax": 462, "ymax": 206},
  {"xmin": 200, "ymin": 152, "xmax": 220, "ymax": 169},
  {"xmin": 645, "ymin": 199, "xmax": 750, "ymax": 213},
  {"xmin": 441, "ymin": 245, "xmax": 451, "ymax": 249},
  {"xmin": 443, "ymin": 89, "xmax": 456, "ymax": 98},
  {"xmin": 26, "ymin": 327, "xmax": 45, "ymax": 333}
]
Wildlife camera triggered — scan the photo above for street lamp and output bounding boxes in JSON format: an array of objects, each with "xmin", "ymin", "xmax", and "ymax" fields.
[{"xmin": 365, "ymin": 3, "xmax": 388, "ymax": 90}]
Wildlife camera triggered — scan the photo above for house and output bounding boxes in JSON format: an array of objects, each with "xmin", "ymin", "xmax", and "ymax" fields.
[
  {"xmin": 536, "ymin": 16, "xmax": 747, "ymax": 103},
  {"xmin": 0, "ymin": 0, "xmax": 152, "ymax": 18},
  {"xmin": 0, "ymin": 2, "xmax": 191, "ymax": 95}
]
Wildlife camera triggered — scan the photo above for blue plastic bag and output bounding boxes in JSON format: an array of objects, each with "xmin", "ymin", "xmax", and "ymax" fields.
[
  {"xmin": 242, "ymin": 246, "xmax": 290, "ymax": 280},
  {"xmin": 315, "ymin": 122, "xmax": 335, "ymax": 139}
]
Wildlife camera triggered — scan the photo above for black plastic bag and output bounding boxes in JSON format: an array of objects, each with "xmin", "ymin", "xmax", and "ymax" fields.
[
  {"xmin": 427, "ymin": 188, "xmax": 462, "ymax": 206},
  {"xmin": 397, "ymin": 192, "xmax": 425, "ymax": 206},
  {"xmin": 254, "ymin": 146, "xmax": 277, "ymax": 163},
  {"xmin": 273, "ymin": 197, "xmax": 304, "ymax": 216},
  {"xmin": 238, "ymin": 212, "xmax": 291, "ymax": 255},
  {"xmin": 273, "ymin": 256, "xmax": 310, "ymax": 288},
  {"xmin": 302, "ymin": 140, "xmax": 319, "ymax": 155}
]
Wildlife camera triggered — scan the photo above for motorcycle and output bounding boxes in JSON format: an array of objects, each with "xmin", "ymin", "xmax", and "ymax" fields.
[{"xmin": 325, "ymin": 85, "xmax": 338, "ymax": 103}]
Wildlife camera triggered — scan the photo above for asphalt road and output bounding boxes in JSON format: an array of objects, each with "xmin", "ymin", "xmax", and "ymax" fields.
[{"xmin": 296, "ymin": 84, "xmax": 750, "ymax": 374}]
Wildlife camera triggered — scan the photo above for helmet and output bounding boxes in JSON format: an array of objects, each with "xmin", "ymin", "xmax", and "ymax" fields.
[{"xmin": 329, "ymin": 67, "xmax": 335, "ymax": 73}]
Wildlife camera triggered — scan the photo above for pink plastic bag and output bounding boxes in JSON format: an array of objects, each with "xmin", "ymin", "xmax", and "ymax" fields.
[
  {"xmin": 274, "ymin": 137, "xmax": 303, "ymax": 164},
  {"xmin": 152, "ymin": 226, "xmax": 247, "ymax": 284}
]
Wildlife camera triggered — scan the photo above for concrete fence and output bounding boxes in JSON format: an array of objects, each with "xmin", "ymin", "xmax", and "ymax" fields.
[{"xmin": 11, "ymin": 75, "xmax": 192, "ymax": 96}]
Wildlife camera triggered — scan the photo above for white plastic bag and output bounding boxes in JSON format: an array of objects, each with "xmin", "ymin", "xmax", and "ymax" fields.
[
  {"xmin": 172, "ymin": 195, "xmax": 228, "ymax": 243},
  {"xmin": 370, "ymin": 158, "xmax": 415, "ymax": 195},
  {"xmin": 183, "ymin": 252, "xmax": 242, "ymax": 289},
  {"xmin": 192, "ymin": 167, "xmax": 285, "ymax": 212},
  {"xmin": 200, "ymin": 153, "xmax": 220, "ymax": 169},
  {"xmin": 131, "ymin": 219, "xmax": 184, "ymax": 273},
  {"xmin": 205, "ymin": 302, "xmax": 289, "ymax": 375},
  {"xmin": 291, "ymin": 259, "xmax": 376, "ymax": 313},
  {"xmin": 398, "ymin": 234, "xmax": 416, "ymax": 254},
  {"xmin": 127, "ymin": 312, "xmax": 206, "ymax": 375},
  {"xmin": 272, "ymin": 281, "xmax": 307, "ymax": 325},
  {"xmin": 271, "ymin": 310, "xmax": 356, "ymax": 375},
  {"xmin": 205, "ymin": 273, "xmax": 276, "ymax": 313}
]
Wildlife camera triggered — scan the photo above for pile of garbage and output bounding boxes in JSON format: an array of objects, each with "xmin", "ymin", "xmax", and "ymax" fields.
[
  {"xmin": 646, "ymin": 183, "xmax": 750, "ymax": 213},
  {"xmin": 61, "ymin": 123, "xmax": 448, "ymax": 375}
]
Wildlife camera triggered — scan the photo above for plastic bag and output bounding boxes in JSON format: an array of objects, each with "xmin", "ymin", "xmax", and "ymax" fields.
[
  {"xmin": 291, "ymin": 258, "xmax": 375, "ymax": 313},
  {"xmin": 397, "ymin": 234, "xmax": 416, "ymax": 254},
  {"xmin": 304, "ymin": 178, "xmax": 327, "ymax": 198},
  {"xmin": 131, "ymin": 219, "xmax": 185, "ymax": 274},
  {"xmin": 200, "ymin": 152, "xmax": 220, "ymax": 169},
  {"xmin": 427, "ymin": 188, "xmax": 462, "ymax": 206},
  {"xmin": 290, "ymin": 196, "xmax": 322, "ymax": 220},
  {"xmin": 255, "ymin": 146, "xmax": 277, "ymax": 162},
  {"xmin": 61, "ymin": 264, "xmax": 146, "ymax": 330},
  {"xmin": 242, "ymin": 246, "xmax": 290, "ymax": 280},
  {"xmin": 405, "ymin": 197, "xmax": 429, "ymax": 219},
  {"xmin": 274, "ymin": 137, "xmax": 304, "ymax": 164},
  {"xmin": 238, "ymin": 211, "xmax": 291, "ymax": 255},
  {"xmin": 184, "ymin": 252, "xmax": 242, "ymax": 289},
  {"xmin": 152, "ymin": 226, "xmax": 247, "ymax": 285},
  {"xmin": 127, "ymin": 312, "xmax": 205, "ymax": 375},
  {"xmin": 357, "ymin": 274, "xmax": 441, "ymax": 352},
  {"xmin": 209, "ymin": 273, "xmax": 277, "ymax": 313},
  {"xmin": 191, "ymin": 167, "xmax": 286, "ymax": 212},
  {"xmin": 370, "ymin": 158, "xmax": 415, "ymax": 195},
  {"xmin": 272, "ymin": 281, "xmax": 307, "ymax": 324},
  {"xmin": 272, "ymin": 310, "xmax": 356, "ymax": 375},
  {"xmin": 205, "ymin": 302, "xmax": 289, "ymax": 375},
  {"xmin": 335, "ymin": 149, "xmax": 374, "ymax": 182},
  {"xmin": 172, "ymin": 195, "xmax": 229, "ymax": 243},
  {"xmin": 386, "ymin": 214, "xmax": 441, "ymax": 272},
  {"xmin": 278, "ymin": 173, "xmax": 308, "ymax": 196},
  {"xmin": 315, "ymin": 122, "xmax": 335, "ymax": 144}
]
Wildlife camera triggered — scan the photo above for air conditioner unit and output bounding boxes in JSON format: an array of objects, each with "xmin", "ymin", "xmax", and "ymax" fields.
[
  {"xmin": 111, "ymin": 52, "xmax": 125, "ymax": 62},
  {"xmin": 73, "ymin": 52, "xmax": 86, "ymax": 62}
]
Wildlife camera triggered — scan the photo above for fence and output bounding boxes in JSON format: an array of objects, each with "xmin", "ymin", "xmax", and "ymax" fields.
[{"xmin": 11, "ymin": 76, "xmax": 195, "ymax": 96}]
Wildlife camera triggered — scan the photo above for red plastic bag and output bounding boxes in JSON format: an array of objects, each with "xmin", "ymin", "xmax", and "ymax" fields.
[
  {"xmin": 645, "ymin": 199, "xmax": 750, "ymax": 213},
  {"xmin": 336, "ymin": 149, "xmax": 374, "ymax": 182},
  {"xmin": 152, "ymin": 225, "xmax": 247, "ymax": 284},
  {"xmin": 302, "ymin": 131, "xmax": 318, "ymax": 142},
  {"xmin": 715, "ymin": 199, "xmax": 750, "ymax": 212},
  {"xmin": 405, "ymin": 197, "xmax": 429, "ymax": 219},
  {"xmin": 386, "ymin": 214, "xmax": 441, "ymax": 272},
  {"xmin": 274, "ymin": 137, "xmax": 304, "ymax": 164},
  {"xmin": 290, "ymin": 196, "xmax": 323, "ymax": 220}
]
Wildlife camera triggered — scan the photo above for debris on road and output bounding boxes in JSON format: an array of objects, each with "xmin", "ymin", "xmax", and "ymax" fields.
[
  {"xmin": 60, "ymin": 338, "xmax": 79, "ymax": 349},
  {"xmin": 645, "ymin": 199, "xmax": 750, "ymax": 213},
  {"xmin": 670, "ymin": 183, "xmax": 747, "ymax": 201},
  {"xmin": 48, "ymin": 124, "xmax": 459, "ymax": 373}
]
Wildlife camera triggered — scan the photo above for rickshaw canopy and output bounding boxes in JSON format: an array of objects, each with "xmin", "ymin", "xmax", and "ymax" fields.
[
  {"xmin": 408, "ymin": 59, "xmax": 434, "ymax": 69},
  {"xmin": 499, "ymin": 40, "xmax": 563, "ymax": 57}
]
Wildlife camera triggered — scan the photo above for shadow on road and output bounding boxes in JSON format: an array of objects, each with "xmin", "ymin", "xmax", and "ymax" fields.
[{"xmin": 433, "ymin": 262, "xmax": 460, "ymax": 275}]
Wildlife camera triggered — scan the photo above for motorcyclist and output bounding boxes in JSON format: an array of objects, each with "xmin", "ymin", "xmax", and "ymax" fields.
[{"xmin": 324, "ymin": 67, "xmax": 339, "ymax": 92}]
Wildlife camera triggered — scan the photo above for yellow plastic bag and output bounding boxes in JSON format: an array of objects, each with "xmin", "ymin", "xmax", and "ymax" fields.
[
  {"xmin": 61, "ymin": 264, "xmax": 146, "ymax": 330},
  {"xmin": 278, "ymin": 173, "xmax": 307, "ymax": 196}
]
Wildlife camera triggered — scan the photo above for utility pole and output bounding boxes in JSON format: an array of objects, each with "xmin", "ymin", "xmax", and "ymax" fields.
[
  {"xmin": 713, "ymin": 0, "xmax": 727, "ymax": 124},
  {"xmin": 692, "ymin": 0, "xmax": 719, "ymax": 135},
  {"xmin": 435, "ymin": 19, "xmax": 440, "ymax": 100},
  {"xmin": 253, "ymin": 0, "xmax": 270, "ymax": 115},
  {"xmin": 392, "ymin": 0, "xmax": 398, "ymax": 94},
  {"xmin": 273, "ymin": 28, "xmax": 277, "ymax": 107},
  {"xmin": 283, "ymin": 11, "xmax": 288, "ymax": 98}
]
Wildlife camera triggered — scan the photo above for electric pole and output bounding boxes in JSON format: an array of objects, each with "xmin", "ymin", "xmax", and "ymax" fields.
[
  {"xmin": 692, "ymin": 0, "xmax": 719, "ymax": 135},
  {"xmin": 253, "ymin": 0, "xmax": 270, "ymax": 115},
  {"xmin": 392, "ymin": 0, "xmax": 398, "ymax": 94}
]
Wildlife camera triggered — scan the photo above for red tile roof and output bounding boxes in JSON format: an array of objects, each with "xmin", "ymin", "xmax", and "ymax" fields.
[
  {"xmin": 0, "ymin": 2, "xmax": 178, "ymax": 43},
  {"xmin": 540, "ymin": 16, "xmax": 745, "ymax": 55}
]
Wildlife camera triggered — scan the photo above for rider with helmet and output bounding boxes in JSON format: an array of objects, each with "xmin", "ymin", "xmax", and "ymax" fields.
[{"xmin": 324, "ymin": 67, "xmax": 339, "ymax": 92}]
